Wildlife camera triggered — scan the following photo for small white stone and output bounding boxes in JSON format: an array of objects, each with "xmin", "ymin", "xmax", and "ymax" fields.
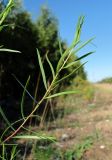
[
  {"xmin": 61, "ymin": 134, "xmax": 69, "ymax": 141},
  {"xmin": 100, "ymin": 145, "xmax": 105, "ymax": 149}
]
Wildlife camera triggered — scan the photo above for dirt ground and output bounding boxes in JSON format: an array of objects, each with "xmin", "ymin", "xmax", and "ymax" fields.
[
  {"xmin": 46, "ymin": 83, "xmax": 112, "ymax": 160},
  {"xmin": 22, "ymin": 83, "xmax": 112, "ymax": 159}
]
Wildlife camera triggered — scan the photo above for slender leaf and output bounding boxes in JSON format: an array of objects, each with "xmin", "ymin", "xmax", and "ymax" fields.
[
  {"xmin": 56, "ymin": 62, "xmax": 87, "ymax": 84},
  {"xmin": 72, "ymin": 38, "xmax": 94, "ymax": 56},
  {"xmin": 64, "ymin": 51, "xmax": 94, "ymax": 69},
  {"xmin": 60, "ymin": 38, "xmax": 94, "ymax": 69},
  {"xmin": 64, "ymin": 61, "xmax": 78, "ymax": 69},
  {"xmin": 13, "ymin": 135, "xmax": 56, "ymax": 141},
  {"xmin": 74, "ymin": 16, "xmax": 84, "ymax": 44},
  {"xmin": 12, "ymin": 74, "xmax": 37, "ymax": 104},
  {"xmin": 0, "ymin": 106, "xmax": 15, "ymax": 131},
  {"xmin": 37, "ymin": 49, "xmax": 47, "ymax": 90},
  {"xmin": 56, "ymin": 41, "xmax": 79, "ymax": 72},
  {"xmin": 46, "ymin": 54, "xmax": 55, "ymax": 79},
  {"xmin": 46, "ymin": 90, "xmax": 80, "ymax": 99},
  {"xmin": 0, "ymin": 0, "xmax": 14, "ymax": 26},
  {"xmin": 0, "ymin": 48, "xmax": 21, "ymax": 53},
  {"xmin": 75, "ymin": 51, "xmax": 94, "ymax": 61},
  {"xmin": 2, "ymin": 143, "xmax": 5, "ymax": 160},
  {"xmin": 21, "ymin": 76, "xmax": 30, "ymax": 120},
  {"xmin": 10, "ymin": 146, "xmax": 18, "ymax": 160}
]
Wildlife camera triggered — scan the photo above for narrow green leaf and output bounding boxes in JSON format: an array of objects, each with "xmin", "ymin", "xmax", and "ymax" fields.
[
  {"xmin": 13, "ymin": 135, "xmax": 40, "ymax": 139},
  {"xmin": 62, "ymin": 38, "xmax": 94, "ymax": 69},
  {"xmin": 21, "ymin": 76, "xmax": 30, "ymax": 120},
  {"xmin": 12, "ymin": 74, "xmax": 37, "ymax": 104},
  {"xmin": 46, "ymin": 54, "xmax": 55, "ymax": 79},
  {"xmin": 2, "ymin": 143, "xmax": 5, "ymax": 160},
  {"xmin": 0, "ymin": 106, "xmax": 15, "ymax": 131},
  {"xmin": 46, "ymin": 90, "xmax": 80, "ymax": 99},
  {"xmin": 13, "ymin": 135, "xmax": 56, "ymax": 141},
  {"xmin": 0, "ymin": 0, "xmax": 14, "ymax": 19},
  {"xmin": 72, "ymin": 38, "xmax": 94, "ymax": 55},
  {"xmin": 0, "ymin": 48, "xmax": 21, "ymax": 53},
  {"xmin": 74, "ymin": 16, "xmax": 84, "ymax": 44},
  {"xmin": 75, "ymin": 51, "xmax": 94, "ymax": 61},
  {"xmin": 10, "ymin": 146, "xmax": 18, "ymax": 160},
  {"xmin": 64, "ymin": 61, "xmax": 78, "ymax": 69},
  {"xmin": 0, "ymin": 0, "xmax": 14, "ymax": 26},
  {"xmin": 56, "ymin": 41, "xmax": 79, "ymax": 72},
  {"xmin": 37, "ymin": 49, "xmax": 47, "ymax": 90},
  {"xmin": 64, "ymin": 51, "xmax": 94, "ymax": 69},
  {"xmin": 56, "ymin": 47, "xmax": 72, "ymax": 72},
  {"xmin": 61, "ymin": 38, "xmax": 94, "ymax": 67},
  {"xmin": 56, "ymin": 62, "xmax": 87, "ymax": 84}
]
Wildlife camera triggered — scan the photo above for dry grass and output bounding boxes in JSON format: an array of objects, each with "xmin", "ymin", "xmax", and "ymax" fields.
[
  {"xmin": 45, "ymin": 83, "xmax": 112, "ymax": 159},
  {"xmin": 22, "ymin": 83, "xmax": 112, "ymax": 159}
]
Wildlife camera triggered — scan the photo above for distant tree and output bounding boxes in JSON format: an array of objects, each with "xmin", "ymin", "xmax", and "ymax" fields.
[
  {"xmin": 99, "ymin": 77, "xmax": 112, "ymax": 84},
  {"xmin": 36, "ymin": 6, "xmax": 62, "ymax": 68}
]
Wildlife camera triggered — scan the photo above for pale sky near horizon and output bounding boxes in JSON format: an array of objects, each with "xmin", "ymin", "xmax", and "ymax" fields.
[{"xmin": 23, "ymin": 0, "xmax": 112, "ymax": 82}]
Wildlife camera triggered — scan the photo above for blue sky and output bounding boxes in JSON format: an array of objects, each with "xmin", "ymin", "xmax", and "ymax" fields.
[{"xmin": 23, "ymin": 0, "xmax": 112, "ymax": 82}]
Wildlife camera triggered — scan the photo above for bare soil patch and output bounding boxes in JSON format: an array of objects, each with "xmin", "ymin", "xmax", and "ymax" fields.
[{"xmin": 46, "ymin": 83, "xmax": 112, "ymax": 159}]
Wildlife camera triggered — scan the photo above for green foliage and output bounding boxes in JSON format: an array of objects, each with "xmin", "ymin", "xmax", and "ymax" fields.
[
  {"xmin": 73, "ymin": 76, "xmax": 95, "ymax": 102},
  {"xmin": 0, "ymin": 0, "xmax": 14, "ymax": 27},
  {"xmin": 36, "ymin": 6, "xmax": 58, "ymax": 51},
  {"xmin": 20, "ymin": 76, "xmax": 31, "ymax": 120},
  {"xmin": 35, "ymin": 146, "xmax": 55, "ymax": 160},
  {"xmin": 34, "ymin": 136, "xmax": 94, "ymax": 160},
  {"xmin": 74, "ymin": 136, "xmax": 93, "ymax": 160},
  {"xmin": 0, "ymin": 144, "xmax": 19, "ymax": 160},
  {"xmin": 13, "ymin": 135, "xmax": 55, "ymax": 141},
  {"xmin": 46, "ymin": 90, "xmax": 80, "ymax": 99},
  {"xmin": 37, "ymin": 49, "xmax": 47, "ymax": 90},
  {"xmin": 46, "ymin": 53, "xmax": 55, "ymax": 79}
]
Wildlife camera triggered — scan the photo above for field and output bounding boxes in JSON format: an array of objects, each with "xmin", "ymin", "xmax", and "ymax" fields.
[{"xmin": 27, "ymin": 83, "xmax": 112, "ymax": 160}]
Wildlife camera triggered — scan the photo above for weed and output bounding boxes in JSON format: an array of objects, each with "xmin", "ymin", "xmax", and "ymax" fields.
[
  {"xmin": 73, "ymin": 136, "xmax": 94, "ymax": 160},
  {"xmin": 34, "ymin": 146, "xmax": 54, "ymax": 160},
  {"xmin": 0, "ymin": 1, "xmax": 93, "ymax": 159}
]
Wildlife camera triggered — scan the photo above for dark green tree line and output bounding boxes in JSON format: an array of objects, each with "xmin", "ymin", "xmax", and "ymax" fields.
[{"xmin": 0, "ymin": 3, "xmax": 86, "ymax": 125}]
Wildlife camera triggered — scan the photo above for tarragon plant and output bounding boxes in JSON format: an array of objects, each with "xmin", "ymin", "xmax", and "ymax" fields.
[{"xmin": 0, "ymin": 0, "xmax": 94, "ymax": 159}]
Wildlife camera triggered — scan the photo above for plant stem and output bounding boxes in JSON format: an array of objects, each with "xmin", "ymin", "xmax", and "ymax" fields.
[{"xmin": 2, "ymin": 50, "xmax": 71, "ymax": 143}]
